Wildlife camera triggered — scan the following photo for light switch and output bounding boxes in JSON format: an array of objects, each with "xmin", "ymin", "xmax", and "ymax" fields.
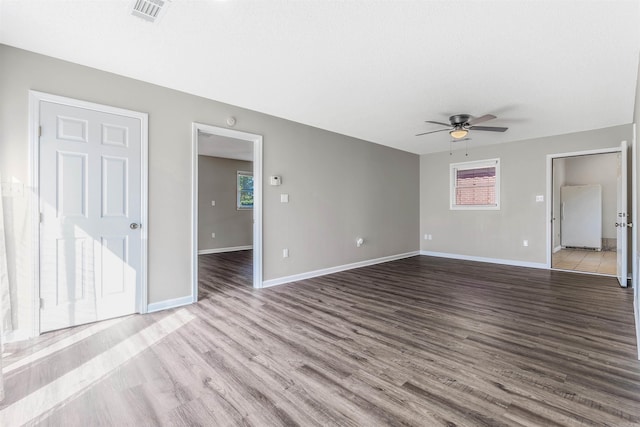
[
  {"xmin": 535, "ymin": 195, "xmax": 544, "ymax": 202},
  {"xmin": 211, "ymin": 200, "xmax": 216, "ymax": 206},
  {"xmin": 280, "ymin": 194, "xmax": 289, "ymax": 203}
]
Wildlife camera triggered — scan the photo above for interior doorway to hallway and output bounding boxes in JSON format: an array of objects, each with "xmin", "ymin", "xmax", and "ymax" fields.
[{"xmin": 191, "ymin": 123, "xmax": 263, "ymax": 302}]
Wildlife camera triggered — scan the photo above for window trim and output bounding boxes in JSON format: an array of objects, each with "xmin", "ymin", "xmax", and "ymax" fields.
[
  {"xmin": 450, "ymin": 158, "xmax": 500, "ymax": 210},
  {"xmin": 237, "ymin": 170, "xmax": 254, "ymax": 210}
]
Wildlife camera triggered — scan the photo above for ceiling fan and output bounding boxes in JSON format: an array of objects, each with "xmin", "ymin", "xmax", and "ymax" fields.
[{"xmin": 416, "ymin": 114, "xmax": 508, "ymax": 139}]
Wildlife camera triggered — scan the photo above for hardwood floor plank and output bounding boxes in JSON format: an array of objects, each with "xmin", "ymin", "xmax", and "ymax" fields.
[{"xmin": 2, "ymin": 253, "xmax": 639, "ymax": 426}]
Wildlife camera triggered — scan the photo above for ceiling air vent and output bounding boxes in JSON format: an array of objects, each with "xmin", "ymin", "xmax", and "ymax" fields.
[{"xmin": 131, "ymin": 0, "xmax": 168, "ymax": 23}]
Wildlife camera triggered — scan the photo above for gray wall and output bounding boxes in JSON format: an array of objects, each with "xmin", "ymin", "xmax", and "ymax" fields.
[
  {"xmin": 420, "ymin": 124, "xmax": 632, "ymax": 264},
  {"xmin": 564, "ymin": 153, "xmax": 618, "ymax": 240},
  {"xmin": 0, "ymin": 44, "xmax": 419, "ymax": 335},
  {"xmin": 198, "ymin": 156, "xmax": 253, "ymax": 251}
]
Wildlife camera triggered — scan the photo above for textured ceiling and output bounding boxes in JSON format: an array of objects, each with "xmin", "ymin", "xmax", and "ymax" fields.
[{"xmin": 1, "ymin": 0, "xmax": 639, "ymax": 154}]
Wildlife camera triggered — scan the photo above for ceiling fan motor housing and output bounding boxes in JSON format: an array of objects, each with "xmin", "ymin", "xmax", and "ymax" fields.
[{"xmin": 450, "ymin": 114, "xmax": 471, "ymax": 125}]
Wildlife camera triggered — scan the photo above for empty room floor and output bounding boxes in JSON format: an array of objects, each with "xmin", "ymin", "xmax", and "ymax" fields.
[
  {"xmin": 1, "ymin": 256, "xmax": 639, "ymax": 426},
  {"xmin": 552, "ymin": 248, "xmax": 617, "ymax": 275}
]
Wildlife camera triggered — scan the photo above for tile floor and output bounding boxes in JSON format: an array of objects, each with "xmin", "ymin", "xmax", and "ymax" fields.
[{"xmin": 552, "ymin": 248, "xmax": 617, "ymax": 275}]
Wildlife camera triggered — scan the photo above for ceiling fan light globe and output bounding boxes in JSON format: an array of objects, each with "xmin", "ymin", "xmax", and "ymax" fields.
[{"xmin": 450, "ymin": 129, "xmax": 468, "ymax": 139}]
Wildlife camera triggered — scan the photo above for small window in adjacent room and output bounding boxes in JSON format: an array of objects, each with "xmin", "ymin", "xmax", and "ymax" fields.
[
  {"xmin": 237, "ymin": 171, "xmax": 254, "ymax": 210},
  {"xmin": 450, "ymin": 158, "xmax": 500, "ymax": 210}
]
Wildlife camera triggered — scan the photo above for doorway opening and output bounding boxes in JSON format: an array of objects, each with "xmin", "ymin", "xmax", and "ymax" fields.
[
  {"xmin": 191, "ymin": 123, "xmax": 262, "ymax": 301},
  {"xmin": 547, "ymin": 144, "xmax": 629, "ymax": 287}
]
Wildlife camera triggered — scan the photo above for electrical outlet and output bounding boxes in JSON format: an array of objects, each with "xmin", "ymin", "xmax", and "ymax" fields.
[
  {"xmin": 424, "ymin": 234, "xmax": 428, "ymax": 240},
  {"xmin": 283, "ymin": 248, "xmax": 289, "ymax": 258},
  {"xmin": 211, "ymin": 233, "xmax": 216, "ymax": 239},
  {"xmin": 523, "ymin": 240, "xmax": 529, "ymax": 247},
  {"xmin": 428, "ymin": 234, "xmax": 432, "ymax": 240},
  {"xmin": 211, "ymin": 200, "xmax": 216, "ymax": 206}
]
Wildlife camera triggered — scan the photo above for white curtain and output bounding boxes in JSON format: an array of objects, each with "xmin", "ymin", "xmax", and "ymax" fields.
[{"xmin": 0, "ymin": 171, "xmax": 12, "ymax": 401}]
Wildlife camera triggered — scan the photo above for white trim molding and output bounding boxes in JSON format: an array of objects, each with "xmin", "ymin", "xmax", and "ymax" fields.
[
  {"xmin": 198, "ymin": 246, "xmax": 252, "ymax": 255},
  {"xmin": 420, "ymin": 251, "xmax": 547, "ymax": 270},
  {"xmin": 633, "ymin": 125, "xmax": 639, "ymax": 359},
  {"xmin": 263, "ymin": 251, "xmax": 420, "ymax": 288},
  {"xmin": 147, "ymin": 295, "xmax": 194, "ymax": 313}
]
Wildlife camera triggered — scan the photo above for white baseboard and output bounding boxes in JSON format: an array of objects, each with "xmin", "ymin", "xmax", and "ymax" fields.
[
  {"xmin": 553, "ymin": 245, "xmax": 562, "ymax": 253},
  {"xmin": 2, "ymin": 328, "xmax": 32, "ymax": 344},
  {"xmin": 147, "ymin": 295, "xmax": 194, "ymax": 313},
  {"xmin": 262, "ymin": 251, "xmax": 420, "ymax": 288},
  {"xmin": 420, "ymin": 251, "xmax": 548, "ymax": 270},
  {"xmin": 198, "ymin": 245, "xmax": 252, "ymax": 255}
]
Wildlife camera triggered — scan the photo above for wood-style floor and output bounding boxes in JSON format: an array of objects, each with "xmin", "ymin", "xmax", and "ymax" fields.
[{"xmin": 2, "ymin": 253, "xmax": 639, "ymax": 426}]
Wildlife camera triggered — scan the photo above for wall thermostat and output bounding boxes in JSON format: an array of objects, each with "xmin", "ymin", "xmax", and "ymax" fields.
[{"xmin": 270, "ymin": 176, "xmax": 282, "ymax": 186}]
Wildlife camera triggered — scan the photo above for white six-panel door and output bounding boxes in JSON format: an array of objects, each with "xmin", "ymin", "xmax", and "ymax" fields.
[{"xmin": 39, "ymin": 100, "xmax": 142, "ymax": 332}]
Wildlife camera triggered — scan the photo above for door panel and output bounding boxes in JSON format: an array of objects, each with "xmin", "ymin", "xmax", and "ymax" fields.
[
  {"xmin": 102, "ymin": 156, "xmax": 128, "ymax": 217},
  {"xmin": 40, "ymin": 101, "xmax": 141, "ymax": 332},
  {"xmin": 57, "ymin": 152, "xmax": 88, "ymax": 217}
]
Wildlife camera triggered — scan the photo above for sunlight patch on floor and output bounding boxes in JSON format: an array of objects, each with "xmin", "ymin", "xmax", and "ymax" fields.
[
  {"xmin": 0, "ymin": 309, "xmax": 195, "ymax": 426},
  {"xmin": 3, "ymin": 316, "xmax": 128, "ymax": 375}
]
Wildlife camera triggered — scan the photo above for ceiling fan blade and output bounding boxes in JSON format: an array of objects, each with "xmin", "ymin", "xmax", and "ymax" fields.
[
  {"xmin": 416, "ymin": 128, "xmax": 450, "ymax": 136},
  {"xmin": 425, "ymin": 120, "xmax": 451, "ymax": 127},
  {"xmin": 470, "ymin": 125, "xmax": 508, "ymax": 132},
  {"xmin": 468, "ymin": 114, "xmax": 496, "ymax": 125}
]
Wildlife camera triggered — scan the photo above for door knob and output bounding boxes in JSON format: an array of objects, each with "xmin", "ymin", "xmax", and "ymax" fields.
[{"xmin": 130, "ymin": 223, "xmax": 140, "ymax": 230}]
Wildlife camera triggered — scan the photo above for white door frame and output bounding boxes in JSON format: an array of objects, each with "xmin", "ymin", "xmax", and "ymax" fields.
[
  {"xmin": 191, "ymin": 122, "xmax": 263, "ymax": 299},
  {"xmin": 29, "ymin": 91, "xmax": 149, "ymax": 337},
  {"xmin": 546, "ymin": 147, "xmax": 636, "ymax": 274},
  {"xmin": 545, "ymin": 146, "xmax": 627, "ymax": 273},
  {"xmin": 632, "ymin": 125, "xmax": 639, "ymax": 359}
]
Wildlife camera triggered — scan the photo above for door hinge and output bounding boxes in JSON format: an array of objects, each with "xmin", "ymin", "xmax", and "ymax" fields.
[
  {"xmin": 40, "ymin": 212, "xmax": 43, "ymax": 223},
  {"xmin": 38, "ymin": 126, "xmax": 42, "ymax": 137},
  {"xmin": 40, "ymin": 298, "xmax": 44, "ymax": 309}
]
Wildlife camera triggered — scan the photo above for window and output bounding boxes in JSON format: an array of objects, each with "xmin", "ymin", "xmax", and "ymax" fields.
[
  {"xmin": 450, "ymin": 158, "xmax": 500, "ymax": 210},
  {"xmin": 237, "ymin": 171, "xmax": 254, "ymax": 210}
]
